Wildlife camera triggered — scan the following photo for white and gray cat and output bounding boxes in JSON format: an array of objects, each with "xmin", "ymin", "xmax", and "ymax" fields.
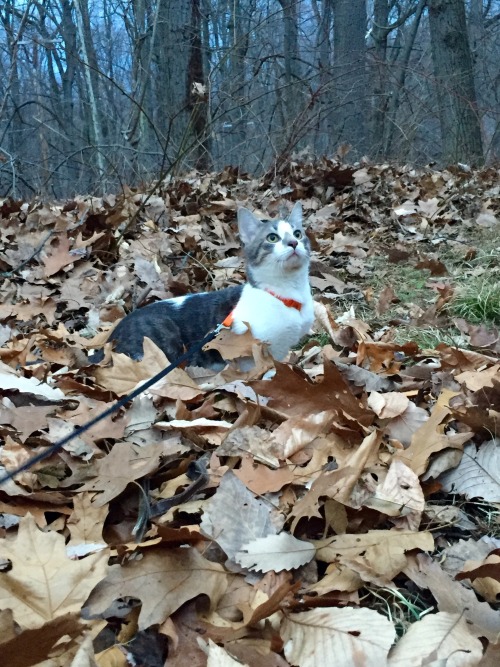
[{"xmin": 93, "ymin": 202, "xmax": 314, "ymax": 367}]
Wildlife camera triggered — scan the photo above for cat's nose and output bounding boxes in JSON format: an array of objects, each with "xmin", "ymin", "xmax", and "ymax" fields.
[{"xmin": 287, "ymin": 238, "xmax": 298, "ymax": 249}]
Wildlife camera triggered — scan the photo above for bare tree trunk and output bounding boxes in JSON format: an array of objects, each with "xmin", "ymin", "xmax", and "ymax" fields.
[
  {"xmin": 73, "ymin": 0, "xmax": 106, "ymax": 182},
  {"xmin": 369, "ymin": 0, "xmax": 390, "ymax": 157},
  {"xmin": 383, "ymin": 0, "xmax": 426, "ymax": 158},
  {"xmin": 223, "ymin": 0, "xmax": 251, "ymax": 163},
  {"xmin": 154, "ymin": 0, "xmax": 193, "ymax": 168},
  {"xmin": 0, "ymin": 0, "xmax": 33, "ymax": 194},
  {"xmin": 277, "ymin": 0, "xmax": 300, "ymax": 126},
  {"xmin": 38, "ymin": 0, "xmax": 79, "ymax": 192},
  {"xmin": 312, "ymin": 0, "xmax": 333, "ymax": 154},
  {"xmin": 468, "ymin": 0, "xmax": 499, "ymax": 161},
  {"xmin": 332, "ymin": 0, "xmax": 367, "ymax": 156},
  {"xmin": 60, "ymin": 0, "xmax": 78, "ymax": 130},
  {"xmin": 186, "ymin": 0, "xmax": 210, "ymax": 169},
  {"xmin": 123, "ymin": 0, "xmax": 160, "ymax": 180},
  {"xmin": 32, "ymin": 42, "xmax": 51, "ymax": 192},
  {"xmin": 428, "ymin": 0, "xmax": 483, "ymax": 164}
]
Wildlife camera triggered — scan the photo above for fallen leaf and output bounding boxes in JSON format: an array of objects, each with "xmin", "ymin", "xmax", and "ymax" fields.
[
  {"xmin": 272, "ymin": 410, "xmax": 335, "ymax": 458},
  {"xmin": 336, "ymin": 361, "xmax": 396, "ymax": 392},
  {"xmin": 0, "ymin": 613, "xmax": 88, "ymax": 667},
  {"xmin": 289, "ymin": 467, "xmax": 353, "ymax": 533},
  {"xmin": 205, "ymin": 639, "xmax": 250, "ymax": 667},
  {"xmin": 95, "ymin": 337, "xmax": 202, "ymax": 400},
  {"xmin": 0, "ymin": 514, "xmax": 108, "ymax": 629},
  {"xmin": 424, "ymin": 503, "xmax": 476, "ymax": 531},
  {"xmin": 235, "ymin": 532, "xmax": 315, "ymax": 572},
  {"xmin": 76, "ymin": 442, "xmax": 164, "ymax": 506},
  {"xmin": 456, "ymin": 555, "xmax": 500, "ymax": 603},
  {"xmin": 217, "ymin": 426, "xmax": 280, "ymax": 467},
  {"xmin": 315, "ymin": 529, "xmax": 434, "ymax": 585},
  {"xmin": 368, "ymin": 391, "xmax": 409, "ymax": 419},
  {"xmin": 404, "ymin": 553, "xmax": 500, "ymax": 641},
  {"xmin": 42, "ymin": 233, "xmax": 77, "ymax": 277},
  {"xmin": 384, "ymin": 401, "xmax": 429, "ymax": 447},
  {"xmin": 234, "ymin": 453, "xmax": 294, "ymax": 494},
  {"xmin": 455, "ymin": 364, "xmax": 500, "ymax": 391},
  {"xmin": 312, "ymin": 300, "xmax": 339, "ymax": 338},
  {"xmin": 376, "ymin": 285, "xmax": 398, "ymax": 315},
  {"xmin": 439, "ymin": 439, "xmax": 500, "ymax": 502},
  {"xmin": 0, "ymin": 402, "xmax": 55, "ymax": 442},
  {"xmin": 0, "ymin": 363, "xmax": 65, "ymax": 401},
  {"xmin": 251, "ymin": 360, "xmax": 373, "ymax": 428},
  {"xmin": 290, "ymin": 431, "xmax": 382, "ymax": 531},
  {"xmin": 306, "ymin": 561, "xmax": 363, "ymax": 596},
  {"xmin": 84, "ymin": 547, "xmax": 227, "ymax": 630},
  {"xmin": 388, "ymin": 611, "xmax": 483, "ymax": 666},
  {"xmin": 66, "ymin": 492, "xmax": 108, "ymax": 557},
  {"xmin": 395, "ymin": 390, "xmax": 472, "ymax": 476},
  {"xmin": 364, "ymin": 460, "xmax": 424, "ymax": 530},
  {"xmin": 204, "ymin": 327, "xmax": 261, "ymax": 360},
  {"xmin": 95, "ymin": 644, "xmax": 129, "ymax": 666},
  {"xmin": 200, "ymin": 471, "xmax": 277, "ymax": 564},
  {"xmin": 281, "ymin": 607, "xmax": 395, "ymax": 667},
  {"xmin": 415, "ymin": 256, "xmax": 448, "ymax": 276}
]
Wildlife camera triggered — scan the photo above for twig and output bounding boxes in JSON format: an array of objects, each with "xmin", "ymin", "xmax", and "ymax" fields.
[{"xmin": 132, "ymin": 455, "xmax": 210, "ymax": 541}]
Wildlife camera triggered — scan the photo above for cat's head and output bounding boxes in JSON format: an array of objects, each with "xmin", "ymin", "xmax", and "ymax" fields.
[{"xmin": 237, "ymin": 202, "xmax": 310, "ymax": 281}]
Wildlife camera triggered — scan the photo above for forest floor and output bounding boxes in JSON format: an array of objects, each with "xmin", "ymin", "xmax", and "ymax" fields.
[{"xmin": 0, "ymin": 159, "xmax": 499, "ymax": 667}]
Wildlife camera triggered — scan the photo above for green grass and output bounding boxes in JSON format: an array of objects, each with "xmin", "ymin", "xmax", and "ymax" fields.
[
  {"xmin": 364, "ymin": 260, "xmax": 447, "ymax": 346},
  {"xmin": 369, "ymin": 261, "xmax": 432, "ymax": 306},
  {"xmin": 363, "ymin": 586, "xmax": 434, "ymax": 638},
  {"xmin": 474, "ymin": 501, "xmax": 500, "ymax": 538},
  {"xmin": 315, "ymin": 225, "xmax": 500, "ymax": 352},
  {"xmin": 359, "ymin": 226, "xmax": 500, "ymax": 350},
  {"xmin": 303, "ymin": 332, "xmax": 332, "ymax": 348},
  {"xmin": 391, "ymin": 325, "xmax": 467, "ymax": 350},
  {"xmin": 448, "ymin": 279, "xmax": 500, "ymax": 325}
]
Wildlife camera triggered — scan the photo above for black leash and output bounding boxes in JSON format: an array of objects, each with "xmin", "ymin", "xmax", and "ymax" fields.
[{"xmin": 0, "ymin": 323, "xmax": 226, "ymax": 486}]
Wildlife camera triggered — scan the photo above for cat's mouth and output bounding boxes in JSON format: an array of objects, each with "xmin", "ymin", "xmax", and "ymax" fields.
[
  {"xmin": 285, "ymin": 248, "xmax": 304, "ymax": 261},
  {"xmin": 281, "ymin": 251, "xmax": 305, "ymax": 270}
]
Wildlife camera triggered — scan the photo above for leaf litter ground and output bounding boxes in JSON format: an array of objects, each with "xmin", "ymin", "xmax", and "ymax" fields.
[{"xmin": 0, "ymin": 159, "xmax": 499, "ymax": 667}]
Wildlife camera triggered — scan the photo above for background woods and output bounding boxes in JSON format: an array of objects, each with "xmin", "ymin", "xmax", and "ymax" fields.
[
  {"xmin": 0, "ymin": 0, "xmax": 499, "ymax": 198},
  {"xmin": 2, "ymin": 2, "xmax": 500, "ymax": 665}
]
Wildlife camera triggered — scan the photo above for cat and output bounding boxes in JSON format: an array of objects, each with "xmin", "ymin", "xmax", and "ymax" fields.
[{"xmin": 91, "ymin": 202, "xmax": 314, "ymax": 369}]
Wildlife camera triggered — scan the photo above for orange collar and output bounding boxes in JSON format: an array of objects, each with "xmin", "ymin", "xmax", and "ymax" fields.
[
  {"xmin": 222, "ymin": 289, "xmax": 303, "ymax": 328},
  {"xmin": 265, "ymin": 289, "xmax": 303, "ymax": 312}
]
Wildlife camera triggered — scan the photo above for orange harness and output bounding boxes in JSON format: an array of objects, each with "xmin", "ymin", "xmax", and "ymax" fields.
[{"xmin": 222, "ymin": 289, "xmax": 303, "ymax": 327}]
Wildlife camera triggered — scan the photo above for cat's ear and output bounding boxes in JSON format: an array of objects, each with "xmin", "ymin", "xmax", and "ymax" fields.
[
  {"xmin": 238, "ymin": 207, "xmax": 261, "ymax": 245},
  {"xmin": 288, "ymin": 201, "xmax": 303, "ymax": 228}
]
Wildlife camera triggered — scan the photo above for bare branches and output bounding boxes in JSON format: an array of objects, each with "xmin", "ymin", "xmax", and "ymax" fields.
[{"xmin": 0, "ymin": 0, "xmax": 498, "ymax": 197}]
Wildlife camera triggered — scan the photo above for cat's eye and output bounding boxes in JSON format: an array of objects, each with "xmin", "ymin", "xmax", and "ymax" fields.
[
  {"xmin": 266, "ymin": 233, "xmax": 280, "ymax": 243},
  {"xmin": 293, "ymin": 230, "xmax": 303, "ymax": 239}
]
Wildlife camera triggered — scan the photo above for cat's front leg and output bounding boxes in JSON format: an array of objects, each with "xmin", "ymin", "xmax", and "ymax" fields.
[{"xmin": 230, "ymin": 318, "xmax": 249, "ymax": 336}]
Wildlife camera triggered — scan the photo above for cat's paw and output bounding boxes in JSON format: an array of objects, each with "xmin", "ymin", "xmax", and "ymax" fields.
[{"xmin": 232, "ymin": 320, "xmax": 249, "ymax": 335}]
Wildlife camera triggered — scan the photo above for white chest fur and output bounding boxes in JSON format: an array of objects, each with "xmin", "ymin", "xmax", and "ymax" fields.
[{"xmin": 231, "ymin": 284, "xmax": 314, "ymax": 360}]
